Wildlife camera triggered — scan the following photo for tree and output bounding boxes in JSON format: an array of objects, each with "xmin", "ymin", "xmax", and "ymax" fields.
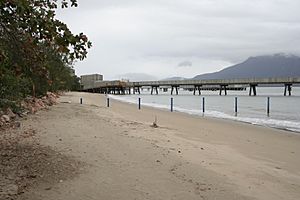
[{"xmin": 0, "ymin": 0, "xmax": 91, "ymax": 110}]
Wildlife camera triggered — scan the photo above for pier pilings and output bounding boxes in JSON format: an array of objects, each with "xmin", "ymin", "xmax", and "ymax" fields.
[
  {"xmin": 249, "ymin": 84, "xmax": 257, "ymax": 96},
  {"xmin": 219, "ymin": 84, "xmax": 228, "ymax": 96},
  {"xmin": 133, "ymin": 86, "xmax": 141, "ymax": 94},
  {"xmin": 171, "ymin": 85, "xmax": 179, "ymax": 95},
  {"xmin": 284, "ymin": 84, "xmax": 292, "ymax": 96},
  {"xmin": 193, "ymin": 85, "xmax": 202, "ymax": 95},
  {"xmin": 151, "ymin": 85, "xmax": 159, "ymax": 95}
]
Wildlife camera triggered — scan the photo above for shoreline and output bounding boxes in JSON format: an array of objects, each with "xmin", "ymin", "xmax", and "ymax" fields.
[
  {"xmin": 80, "ymin": 92, "xmax": 300, "ymax": 170},
  {"xmin": 107, "ymin": 93, "xmax": 300, "ymax": 134},
  {"xmin": 12, "ymin": 92, "xmax": 300, "ymax": 200}
]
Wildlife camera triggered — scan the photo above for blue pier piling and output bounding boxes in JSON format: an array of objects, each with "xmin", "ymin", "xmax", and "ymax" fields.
[
  {"xmin": 202, "ymin": 97, "xmax": 205, "ymax": 113},
  {"xmin": 235, "ymin": 97, "xmax": 238, "ymax": 115},
  {"xmin": 107, "ymin": 98, "xmax": 110, "ymax": 107},
  {"xmin": 171, "ymin": 98, "xmax": 173, "ymax": 112},
  {"xmin": 80, "ymin": 98, "xmax": 82, "ymax": 104},
  {"xmin": 267, "ymin": 97, "xmax": 270, "ymax": 116},
  {"xmin": 138, "ymin": 98, "xmax": 141, "ymax": 110}
]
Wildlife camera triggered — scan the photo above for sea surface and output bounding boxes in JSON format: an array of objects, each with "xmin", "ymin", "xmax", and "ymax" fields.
[{"xmin": 108, "ymin": 87, "xmax": 300, "ymax": 133}]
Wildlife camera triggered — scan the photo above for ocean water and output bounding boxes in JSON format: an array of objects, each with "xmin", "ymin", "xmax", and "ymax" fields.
[{"xmin": 108, "ymin": 87, "xmax": 300, "ymax": 133}]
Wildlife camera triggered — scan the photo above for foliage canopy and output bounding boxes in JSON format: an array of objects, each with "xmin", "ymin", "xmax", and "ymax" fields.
[{"xmin": 0, "ymin": 0, "xmax": 91, "ymax": 110}]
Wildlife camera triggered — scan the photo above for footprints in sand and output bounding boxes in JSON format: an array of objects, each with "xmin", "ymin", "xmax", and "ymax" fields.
[
  {"xmin": 102, "ymin": 116, "xmax": 220, "ymax": 198},
  {"xmin": 169, "ymin": 162, "xmax": 214, "ymax": 198}
]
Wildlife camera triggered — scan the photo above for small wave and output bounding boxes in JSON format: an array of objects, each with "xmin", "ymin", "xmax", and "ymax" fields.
[{"xmin": 108, "ymin": 95, "xmax": 300, "ymax": 133}]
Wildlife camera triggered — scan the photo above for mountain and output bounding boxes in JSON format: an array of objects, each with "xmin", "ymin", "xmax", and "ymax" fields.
[
  {"xmin": 193, "ymin": 54, "xmax": 300, "ymax": 80},
  {"xmin": 161, "ymin": 76, "xmax": 187, "ymax": 81}
]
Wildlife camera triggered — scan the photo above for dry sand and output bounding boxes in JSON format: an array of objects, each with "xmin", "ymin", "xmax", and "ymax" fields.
[{"xmin": 18, "ymin": 92, "xmax": 300, "ymax": 200}]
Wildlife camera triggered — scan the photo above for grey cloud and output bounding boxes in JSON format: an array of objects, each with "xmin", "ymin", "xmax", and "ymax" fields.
[
  {"xmin": 56, "ymin": 0, "xmax": 300, "ymax": 79},
  {"xmin": 178, "ymin": 61, "xmax": 192, "ymax": 67},
  {"xmin": 117, "ymin": 73, "xmax": 157, "ymax": 81}
]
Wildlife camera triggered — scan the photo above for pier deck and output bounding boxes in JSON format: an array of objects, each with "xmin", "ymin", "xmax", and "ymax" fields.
[{"xmin": 82, "ymin": 77, "xmax": 300, "ymax": 96}]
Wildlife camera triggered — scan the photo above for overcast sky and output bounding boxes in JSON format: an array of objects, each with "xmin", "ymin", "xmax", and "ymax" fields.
[{"xmin": 56, "ymin": 0, "xmax": 300, "ymax": 80}]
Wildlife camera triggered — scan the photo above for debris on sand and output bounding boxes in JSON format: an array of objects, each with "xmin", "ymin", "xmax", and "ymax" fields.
[
  {"xmin": 150, "ymin": 115, "xmax": 159, "ymax": 128},
  {"xmin": 0, "ymin": 92, "xmax": 82, "ymax": 200},
  {"xmin": 0, "ymin": 127, "xmax": 82, "ymax": 200}
]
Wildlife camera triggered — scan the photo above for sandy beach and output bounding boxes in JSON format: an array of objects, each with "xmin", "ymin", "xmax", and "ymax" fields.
[{"xmin": 13, "ymin": 92, "xmax": 300, "ymax": 200}]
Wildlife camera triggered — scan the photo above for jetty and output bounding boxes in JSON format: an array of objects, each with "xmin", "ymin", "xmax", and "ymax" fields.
[{"xmin": 80, "ymin": 74, "xmax": 300, "ymax": 96}]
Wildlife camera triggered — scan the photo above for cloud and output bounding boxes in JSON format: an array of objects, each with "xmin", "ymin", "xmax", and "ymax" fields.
[
  {"xmin": 56, "ymin": 0, "xmax": 300, "ymax": 79},
  {"xmin": 178, "ymin": 61, "xmax": 192, "ymax": 67},
  {"xmin": 116, "ymin": 73, "xmax": 157, "ymax": 81}
]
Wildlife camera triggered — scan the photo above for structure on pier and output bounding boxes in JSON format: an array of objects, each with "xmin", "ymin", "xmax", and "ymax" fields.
[
  {"xmin": 80, "ymin": 74, "xmax": 103, "ymax": 89},
  {"xmin": 80, "ymin": 75, "xmax": 300, "ymax": 96}
]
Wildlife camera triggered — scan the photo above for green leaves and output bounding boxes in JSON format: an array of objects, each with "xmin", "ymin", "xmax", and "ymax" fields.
[
  {"xmin": 0, "ymin": 0, "xmax": 90, "ymax": 109},
  {"xmin": 1, "ymin": 0, "xmax": 91, "ymax": 63}
]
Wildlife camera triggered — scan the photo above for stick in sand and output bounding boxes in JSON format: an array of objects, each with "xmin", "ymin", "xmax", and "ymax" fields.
[{"xmin": 151, "ymin": 115, "xmax": 159, "ymax": 128}]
